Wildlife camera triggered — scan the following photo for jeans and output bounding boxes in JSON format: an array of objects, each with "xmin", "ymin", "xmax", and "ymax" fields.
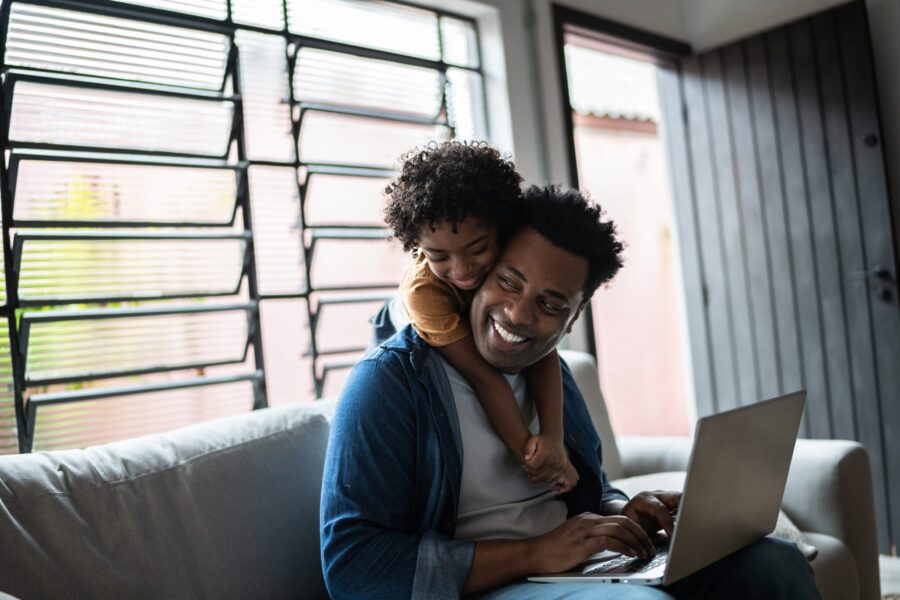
[{"xmin": 475, "ymin": 538, "xmax": 821, "ymax": 599}]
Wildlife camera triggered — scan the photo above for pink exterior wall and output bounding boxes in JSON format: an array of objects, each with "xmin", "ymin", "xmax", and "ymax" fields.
[{"xmin": 574, "ymin": 125, "xmax": 691, "ymax": 436}]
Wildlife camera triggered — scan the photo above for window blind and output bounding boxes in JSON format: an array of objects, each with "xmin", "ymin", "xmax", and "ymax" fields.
[{"xmin": 0, "ymin": 0, "xmax": 487, "ymax": 453}]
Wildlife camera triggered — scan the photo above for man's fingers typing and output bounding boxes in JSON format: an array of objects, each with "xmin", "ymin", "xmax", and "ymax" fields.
[
  {"xmin": 625, "ymin": 491, "xmax": 680, "ymax": 536},
  {"xmin": 644, "ymin": 495, "xmax": 675, "ymax": 536},
  {"xmin": 601, "ymin": 516, "xmax": 655, "ymax": 557},
  {"xmin": 658, "ymin": 491, "xmax": 681, "ymax": 512},
  {"xmin": 535, "ymin": 513, "xmax": 662, "ymax": 574},
  {"xmin": 587, "ymin": 536, "xmax": 641, "ymax": 558},
  {"xmin": 589, "ymin": 523, "xmax": 650, "ymax": 558},
  {"xmin": 568, "ymin": 513, "xmax": 654, "ymax": 558}
]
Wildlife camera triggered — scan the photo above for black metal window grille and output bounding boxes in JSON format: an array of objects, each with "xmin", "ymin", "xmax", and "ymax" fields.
[{"xmin": 0, "ymin": 0, "xmax": 486, "ymax": 453}]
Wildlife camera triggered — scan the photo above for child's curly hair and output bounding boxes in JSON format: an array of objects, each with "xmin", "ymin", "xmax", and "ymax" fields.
[{"xmin": 384, "ymin": 140, "xmax": 523, "ymax": 253}]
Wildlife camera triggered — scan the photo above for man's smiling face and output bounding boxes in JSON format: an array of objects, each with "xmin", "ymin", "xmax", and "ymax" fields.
[{"xmin": 470, "ymin": 227, "xmax": 589, "ymax": 373}]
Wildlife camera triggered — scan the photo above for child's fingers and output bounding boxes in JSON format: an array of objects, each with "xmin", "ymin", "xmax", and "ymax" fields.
[
  {"xmin": 556, "ymin": 481, "xmax": 575, "ymax": 493},
  {"xmin": 524, "ymin": 447, "xmax": 548, "ymax": 469},
  {"xmin": 553, "ymin": 462, "xmax": 580, "ymax": 492},
  {"xmin": 523, "ymin": 463, "xmax": 560, "ymax": 482},
  {"xmin": 552, "ymin": 474, "xmax": 575, "ymax": 493},
  {"xmin": 524, "ymin": 456, "xmax": 581, "ymax": 491},
  {"xmin": 523, "ymin": 436, "xmax": 541, "ymax": 462},
  {"xmin": 522, "ymin": 460, "xmax": 552, "ymax": 476}
]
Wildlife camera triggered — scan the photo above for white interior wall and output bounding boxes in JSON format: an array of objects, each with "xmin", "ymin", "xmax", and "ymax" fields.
[{"xmin": 682, "ymin": 0, "xmax": 848, "ymax": 49}]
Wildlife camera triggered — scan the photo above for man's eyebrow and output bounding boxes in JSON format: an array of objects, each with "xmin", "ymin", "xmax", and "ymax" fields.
[
  {"xmin": 504, "ymin": 265, "xmax": 570, "ymax": 306},
  {"xmin": 506, "ymin": 266, "xmax": 527, "ymax": 281},
  {"xmin": 543, "ymin": 289, "xmax": 569, "ymax": 303},
  {"xmin": 505, "ymin": 265, "xmax": 571, "ymax": 304},
  {"xmin": 423, "ymin": 234, "xmax": 488, "ymax": 254}
]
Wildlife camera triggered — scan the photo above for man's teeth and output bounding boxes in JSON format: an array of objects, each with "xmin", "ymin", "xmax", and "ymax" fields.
[{"xmin": 493, "ymin": 320, "xmax": 526, "ymax": 343}]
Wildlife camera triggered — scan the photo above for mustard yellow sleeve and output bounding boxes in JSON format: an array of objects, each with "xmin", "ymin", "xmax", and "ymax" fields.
[{"xmin": 401, "ymin": 273, "xmax": 471, "ymax": 347}]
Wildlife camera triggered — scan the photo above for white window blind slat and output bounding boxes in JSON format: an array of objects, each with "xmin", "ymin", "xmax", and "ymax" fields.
[
  {"xmin": 14, "ymin": 160, "xmax": 236, "ymax": 225},
  {"xmin": 0, "ymin": 0, "xmax": 487, "ymax": 452}
]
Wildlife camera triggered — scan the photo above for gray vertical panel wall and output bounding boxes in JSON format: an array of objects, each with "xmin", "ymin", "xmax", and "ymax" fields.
[
  {"xmin": 766, "ymin": 27, "xmax": 830, "ymax": 441},
  {"xmin": 703, "ymin": 51, "xmax": 762, "ymax": 409},
  {"xmin": 669, "ymin": 1, "xmax": 899, "ymax": 551},
  {"xmin": 745, "ymin": 36, "xmax": 807, "ymax": 426},
  {"xmin": 681, "ymin": 56, "xmax": 736, "ymax": 416}
]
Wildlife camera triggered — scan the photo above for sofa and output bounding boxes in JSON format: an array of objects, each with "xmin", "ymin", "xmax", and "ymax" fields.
[{"xmin": 0, "ymin": 351, "xmax": 880, "ymax": 599}]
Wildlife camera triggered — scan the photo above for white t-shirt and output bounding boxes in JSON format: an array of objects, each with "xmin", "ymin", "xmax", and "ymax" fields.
[{"xmin": 442, "ymin": 359, "xmax": 568, "ymax": 541}]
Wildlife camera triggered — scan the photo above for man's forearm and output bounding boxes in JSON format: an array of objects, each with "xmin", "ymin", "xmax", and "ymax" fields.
[{"xmin": 462, "ymin": 538, "xmax": 536, "ymax": 594}]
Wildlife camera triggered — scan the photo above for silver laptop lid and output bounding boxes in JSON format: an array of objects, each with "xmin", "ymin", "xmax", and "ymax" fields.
[{"xmin": 664, "ymin": 391, "xmax": 806, "ymax": 584}]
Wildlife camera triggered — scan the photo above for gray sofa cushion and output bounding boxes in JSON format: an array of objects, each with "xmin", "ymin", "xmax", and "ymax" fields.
[{"xmin": 0, "ymin": 404, "xmax": 331, "ymax": 600}]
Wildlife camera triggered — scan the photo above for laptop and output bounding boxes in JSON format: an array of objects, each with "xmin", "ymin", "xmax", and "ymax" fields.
[{"xmin": 528, "ymin": 391, "xmax": 806, "ymax": 586}]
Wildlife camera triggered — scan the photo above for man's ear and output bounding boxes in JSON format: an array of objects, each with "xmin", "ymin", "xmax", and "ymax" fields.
[{"xmin": 565, "ymin": 301, "xmax": 588, "ymax": 334}]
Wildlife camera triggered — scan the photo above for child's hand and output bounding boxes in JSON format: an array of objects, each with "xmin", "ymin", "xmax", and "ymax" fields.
[
  {"xmin": 553, "ymin": 461, "xmax": 579, "ymax": 493},
  {"xmin": 522, "ymin": 434, "xmax": 579, "ymax": 493}
]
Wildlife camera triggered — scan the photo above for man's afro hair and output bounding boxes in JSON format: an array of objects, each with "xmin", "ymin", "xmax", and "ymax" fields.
[
  {"xmin": 519, "ymin": 184, "xmax": 625, "ymax": 298},
  {"xmin": 384, "ymin": 140, "xmax": 523, "ymax": 253}
]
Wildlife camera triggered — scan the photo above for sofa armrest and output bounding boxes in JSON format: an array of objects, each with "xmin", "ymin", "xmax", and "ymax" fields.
[
  {"xmin": 617, "ymin": 435, "xmax": 692, "ymax": 479},
  {"xmin": 782, "ymin": 439, "xmax": 880, "ymax": 600}
]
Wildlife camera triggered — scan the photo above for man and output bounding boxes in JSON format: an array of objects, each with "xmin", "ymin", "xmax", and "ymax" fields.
[{"xmin": 320, "ymin": 185, "xmax": 820, "ymax": 599}]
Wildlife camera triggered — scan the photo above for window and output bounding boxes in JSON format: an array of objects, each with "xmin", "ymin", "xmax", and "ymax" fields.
[
  {"xmin": 0, "ymin": 0, "xmax": 487, "ymax": 453},
  {"xmin": 555, "ymin": 17, "xmax": 692, "ymax": 436}
]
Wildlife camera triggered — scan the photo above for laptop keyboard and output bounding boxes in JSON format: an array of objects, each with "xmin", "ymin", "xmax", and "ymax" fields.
[{"xmin": 583, "ymin": 539, "xmax": 670, "ymax": 575}]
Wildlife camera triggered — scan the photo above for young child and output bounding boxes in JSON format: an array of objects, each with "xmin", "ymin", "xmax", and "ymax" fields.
[{"xmin": 384, "ymin": 140, "xmax": 578, "ymax": 492}]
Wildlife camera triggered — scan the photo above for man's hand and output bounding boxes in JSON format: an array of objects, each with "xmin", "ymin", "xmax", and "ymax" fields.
[
  {"xmin": 530, "ymin": 512, "xmax": 656, "ymax": 575},
  {"xmin": 621, "ymin": 490, "xmax": 681, "ymax": 537}
]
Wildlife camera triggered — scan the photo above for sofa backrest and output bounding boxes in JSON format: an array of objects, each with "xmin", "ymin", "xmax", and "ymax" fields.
[
  {"xmin": 0, "ymin": 353, "xmax": 614, "ymax": 600},
  {"xmin": 0, "ymin": 404, "xmax": 332, "ymax": 600}
]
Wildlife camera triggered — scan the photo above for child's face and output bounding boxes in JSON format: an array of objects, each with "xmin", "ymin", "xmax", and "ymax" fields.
[{"xmin": 417, "ymin": 218, "xmax": 500, "ymax": 291}]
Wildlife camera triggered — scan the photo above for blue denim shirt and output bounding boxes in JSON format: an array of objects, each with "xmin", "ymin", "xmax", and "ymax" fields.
[{"xmin": 320, "ymin": 325, "xmax": 628, "ymax": 599}]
